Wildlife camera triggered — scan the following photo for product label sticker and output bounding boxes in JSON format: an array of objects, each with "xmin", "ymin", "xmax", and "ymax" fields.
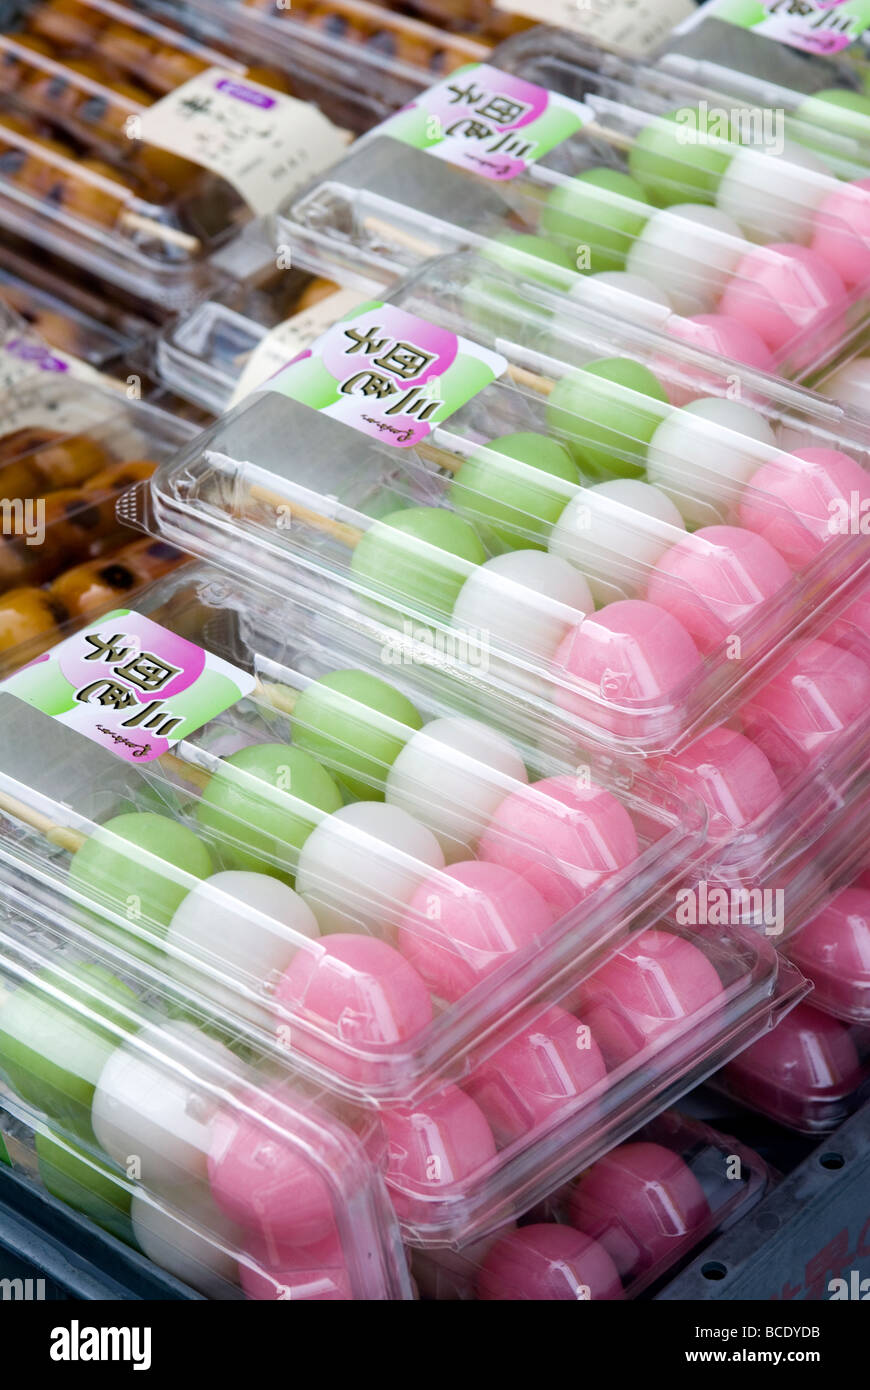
[
  {"xmin": 375, "ymin": 63, "xmax": 590, "ymax": 181},
  {"xmin": 2, "ymin": 610, "xmax": 256, "ymax": 764},
  {"xmin": 685, "ymin": 0, "xmax": 870, "ymax": 54},
  {"xmin": 0, "ymin": 333, "xmax": 111, "ymax": 397},
  {"xmin": 494, "ymin": 0, "xmax": 695, "ymax": 55},
  {"xmin": 136, "ymin": 68, "xmax": 350, "ymax": 214},
  {"xmin": 228, "ymin": 287, "xmax": 363, "ymax": 407},
  {"xmin": 267, "ymin": 299, "xmax": 507, "ymax": 448}
]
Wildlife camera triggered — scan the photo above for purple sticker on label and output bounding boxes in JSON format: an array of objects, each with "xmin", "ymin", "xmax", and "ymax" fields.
[
  {"xmin": 215, "ymin": 78, "xmax": 276, "ymax": 109},
  {"xmin": 4, "ymin": 339, "xmax": 69, "ymax": 374},
  {"xmin": 1, "ymin": 609, "xmax": 257, "ymax": 764}
]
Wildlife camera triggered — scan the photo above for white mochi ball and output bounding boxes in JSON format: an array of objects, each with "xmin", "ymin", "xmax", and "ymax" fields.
[
  {"xmin": 647, "ymin": 396, "xmax": 779, "ymax": 526},
  {"xmin": 569, "ymin": 271, "xmax": 672, "ymax": 325},
  {"xmin": 131, "ymin": 1187, "xmax": 241, "ymax": 1298},
  {"xmin": 166, "ymin": 871, "xmax": 319, "ymax": 1029},
  {"xmin": 386, "ymin": 715, "xmax": 528, "ymax": 861},
  {"xmin": 91, "ymin": 1022, "xmax": 242, "ymax": 1192},
  {"xmin": 549, "ymin": 479, "xmax": 687, "ymax": 602},
  {"xmin": 716, "ymin": 140, "xmax": 833, "ymax": 244},
  {"xmin": 452, "ymin": 549, "xmax": 593, "ymax": 666},
  {"xmin": 296, "ymin": 801, "xmax": 445, "ymax": 937},
  {"xmin": 627, "ymin": 204, "xmax": 745, "ymax": 314}
]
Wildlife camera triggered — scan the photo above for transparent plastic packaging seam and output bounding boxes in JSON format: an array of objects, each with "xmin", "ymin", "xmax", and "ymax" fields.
[
  {"xmin": 0, "ymin": 0, "xmax": 346, "ymax": 307},
  {"xmin": 138, "ymin": 255, "xmax": 870, "ymax": 759},
  {"xmin": 409, "ymin": 1109, "xmax": 774, "ymax": 1300},
  {"xmin": 0, "ymin": 907, "xmax": 412, "ymax": 1300},
  {"xmin": 0, "ymin": 863, "xmax": 806, "ymax": 1246},
  {"xmin": 275, "ymin": 66, "xmax": 870, "ymax": 386},
  {"xmin": 712, "ymin": 999, "xmax": 870, "ymax": 1135},
  {"xmin": 150, "ymin": 0, "xmax": 493, "ymax": 129},
  {"xmin": 0, "ymin": 561, "xmax": 710, "ymax": 1108},
  {"xmin": 0, "ymin": 371, "xmax": 198, "ymax": 673}
]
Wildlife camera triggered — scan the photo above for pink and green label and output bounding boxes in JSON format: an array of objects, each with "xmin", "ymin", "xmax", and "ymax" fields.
[
  {"xmin": 267, "ymin": 300, "xmax": 506, "ymax": 448},
  {"xmin": 375, "ymin": 63, "xmax": 590, "ymax": 180},
  {"xmin": 2, "ymin": 610, "xmax": 255, "ymax": 764},
  {"xmin": 697, "ymin": 0, "xmax": 870, "ymax": 53}
]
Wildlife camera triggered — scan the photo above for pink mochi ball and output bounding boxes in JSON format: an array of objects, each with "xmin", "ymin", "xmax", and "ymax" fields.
[
  {"xmin": 739, "ymin": 447, "xmax": 870, "ymax": 569},
  {"xmin": 721, "ymin": 1001, "xmax": 863, "ymax": 1128},
  {"xmin": 739, "ymin": 638, "xmax": 870, "ymax": 780},
  {"xmin": 811, "ymin": 177, "xmax": 870, "ymax": 287},
  {"xmin": 276, "ymin": 933, "xmax": 433, "ymax": 1082},
  {"xmin": 568, "ymin": 1141, "xmax": 712, "ymax": 1281},
  {"xmin": 464, "ymin": 1004, "xmax": 608, "ymax": 1147},
  {"xmin": 475, "ymin": 774, "xmax": 640, "ymax": 915},
  {"xmin": 662, "ymin": 725, "xmax": 783, "ymax": 840},
  {"xmin": 571, "ymin": 929, "xmax": 725, "ymax": 1069},
  {"xmin": 240, "ymin": 1232, "xmax": 352, "ymax": 1301},
  {"xmin": 657, "ymin": 314, "xmax": 776, "ymax": 407},
  {"xmin": 787, "ymin": 887, "xmax": 870, "ymax": 1020},
  {"xmin": 718, "ymin": 242, "xmax": 847, "ymax": 354},
  {"xmin": 208, "ymin": 1086, "xmax": 337, "ymax": 1251},
  {"xmin": 476, "ymin": 1224, "xmax": 623, "ymax": 1301},
  {"xmin": 380, "ymin": 1084, "xmax": 497, "ymax": 1220},
  {"xmin": 552, "ymin": 599, "xmax": 702, "ymax": 720},
  {"xmin": 397, "ymin": 860, "xmax": 554, "ymax": 1002},
  {"xmin": 646, "ymin": 525, "xmax": 793, "ymax": 654}
]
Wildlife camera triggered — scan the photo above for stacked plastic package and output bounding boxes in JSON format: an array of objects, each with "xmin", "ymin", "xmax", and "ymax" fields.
[{"xmin": 0, "ymin": 0, "xmax": 869, "ymax": 1302}]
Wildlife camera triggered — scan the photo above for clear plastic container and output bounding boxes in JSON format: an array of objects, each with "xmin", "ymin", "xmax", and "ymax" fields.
[
  {"xmin": 0, "ymin": 370, "xmax": 195, "ymax": 673},
  {"xmin": 0, "ymin": 245, "xmax": 148, "ymax": 375},
  {"xmin": 276, "ymin": 62, "xmax": 870, "ymax": 382},
  {"xmin": 156, "ymin": 221, "xmax": 366, "ymax": 415},
  {"xmin": 0, "ymin": 905, "xmax": 412, "ymax": 1300},
  {"xmin": 137, "ymin": 257, "xmax": 870, "ymax": 759},
  {"xmin": 496, "ymin": 21, "xmax": 870, "ymax": 178},
  {"xmin": 410, "ymin": 1110, "xmax": 773, "ymax": 1299},
  {"xmin": 0, "ymin": 864, "xmax": 805, "ymax": 1245},
  {"xmin": 713, "ymin": 1000, "xmax": 870, "ymax": 1134},
  {"xmin": 0, "ymin": 0, "xmax": 351, "ymax": 307},
  {"xmin": 157, "ymin": 0, "xmax": 493, "ymax": 129},
  {"xmin": 786, "ymin": 869, "xmax": 870, "ymax": 1024},
  {"xmin": 0, "ymin": 561, "xmax": 709, "ymax": 1107},
  {"xmin": 369, "ymin": 920, "xmax": 802, "ymax": 1242}
]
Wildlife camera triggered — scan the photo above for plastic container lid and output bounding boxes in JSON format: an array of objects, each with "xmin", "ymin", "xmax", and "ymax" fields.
[
  {"xmin": 276, "ymin": 60, "xmax": 870, "ymax": 382},
  {"xmin": 410, "ymin": 1109, "xmax": 773, "ymax": 1299},
  {"xmin": 786, "ymin": 869, "xmax": 870, "ymax": 1024},
  {"xmin": 0, "ymin": 0, "xmax": 352, "ymax": 307},
  {"xmin": 0, "ymin": 561, "xmax": 709, "ymax": 1106},
  {"xmin": 0, "ymin": 906, "xmax": 412, "ymax": 1300},
  {"xmin": 139, "ymin": 258, "xmax": 870, "ymax": 758},
  {"xmin": 0, "ymin": 370, "xmax": 196, "ymax": 673}
]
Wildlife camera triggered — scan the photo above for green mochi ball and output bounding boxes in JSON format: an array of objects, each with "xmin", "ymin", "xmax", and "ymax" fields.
[
  {"xmin": 291, "ymin": 669, "xmax": 423, "ymax": 799},
  {"xmin": 541, "ymin": 167, "xmax": 651, "ymax": 272},
  {"xmin": 350, "ymin": 506, "xmax": 487, "ymax": 618},
  {"xmin": 69, "ymin": 812, "xmax": 214, "ymax": 943},
  {"xmin": 195, "ymin": 743, "xmax": 343, "ymax": 879},
  {"xmin": 449, "ymin": 431, "xmax": 579, "ymax": 548},
  {"xmin": 0, "ymin": 963, "xmax": 137, "ymax": 1142},
  {"xmin": 629, "ymin": 107, "xmax": 737, "ymax": 207},
  {"xmin": 36, "ymin": 1128, "xmax": 134, "ymax": 1245},
  {"xmin": 546, "ymin": 357, "xmax": 670, "ymax": 480}
]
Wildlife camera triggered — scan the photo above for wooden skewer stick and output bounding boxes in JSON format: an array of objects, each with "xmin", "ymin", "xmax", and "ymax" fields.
[
  {"xmin": 0, "ymin": 788, "xmax": 86, "ymax": 853},
  {"xmin": 119, "ymin": 210, "xmax": 201, "ymax": 255}
]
